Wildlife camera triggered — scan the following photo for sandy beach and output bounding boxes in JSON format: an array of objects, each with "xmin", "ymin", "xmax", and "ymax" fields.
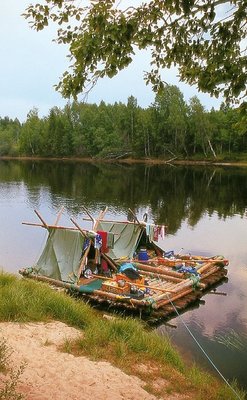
[{"xmin": 0, "ymin": 321, "xmax": 188, "ymax": 400}]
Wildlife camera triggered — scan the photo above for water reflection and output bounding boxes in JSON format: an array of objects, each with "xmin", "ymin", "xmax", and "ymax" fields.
[
  {"xmin": 1, "ymin": 160, "xmax": 247, "ymax": 217},
  {"xmin": 0, "ymin": 159, "xmax": 247, "ymax": 389}
]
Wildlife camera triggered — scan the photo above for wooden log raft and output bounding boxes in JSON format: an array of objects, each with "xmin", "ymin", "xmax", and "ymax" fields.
[
  {"xmin": 135, "ymin": 261, "xmax": 206, "ymax": 289},
  {"xmin": 154, "ymin": 288, "xmax": 198, "ymax": 309},
  {"xmin": 19, "ymin": 258, "xmax": 228, "ymax": 315},
  {"xmin": 19, "ymin": 269, "xmax": 150, "ymax": 307},
  {"xmin": 134, "ymin": 262, "xmax": 185, "ymax": 279}
]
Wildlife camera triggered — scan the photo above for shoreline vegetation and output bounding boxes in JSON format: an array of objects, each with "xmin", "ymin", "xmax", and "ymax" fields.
[
  {"xmin": 1, "ymin": 155, "xmax": 247, "ymax": 167},
  {"xmin": 0, "ymin": 88, "xmax": 246, "ymax": 163},
  {"xmin": 0, "ymin": 272, "xmax": 245, "ymax": 400}
]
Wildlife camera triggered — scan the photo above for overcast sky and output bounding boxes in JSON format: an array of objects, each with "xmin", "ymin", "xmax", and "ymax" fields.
[{"xmin": 0, "ymin": 1, "xmax": 223, "ymax": 122}]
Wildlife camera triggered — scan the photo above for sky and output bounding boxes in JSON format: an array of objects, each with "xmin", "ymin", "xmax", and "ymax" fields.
[{"xmin": 0, "ymin": 1, "xmax": 224, "ymax": 122}]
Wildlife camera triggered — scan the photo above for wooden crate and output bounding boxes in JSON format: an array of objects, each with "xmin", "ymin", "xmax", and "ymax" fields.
[{"xmin": 102, "ymin": 281, "xmax": 130, "ymax": 295}]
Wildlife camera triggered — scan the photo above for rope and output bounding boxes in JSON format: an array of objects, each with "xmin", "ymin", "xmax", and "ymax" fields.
[
  {"xmin": 167, "ymin": 295, "xmax": 243, "ymax": 400},
  {"xmin": 189, "ymin": 274, "xmax": 201, "ymax": 288}
]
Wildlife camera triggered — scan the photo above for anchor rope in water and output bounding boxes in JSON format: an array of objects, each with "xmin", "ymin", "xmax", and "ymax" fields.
[{"xmin": 167, "ymin": 295, "xmax": 243, "ymax": 400}]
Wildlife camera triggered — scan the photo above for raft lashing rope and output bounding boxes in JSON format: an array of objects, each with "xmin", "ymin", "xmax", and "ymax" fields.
[{"xmin": 167, "ymin": 295, "xmax": 243, "ymax": 400}]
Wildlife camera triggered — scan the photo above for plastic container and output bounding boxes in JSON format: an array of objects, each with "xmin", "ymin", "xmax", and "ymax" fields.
[{"xmin": 138, "ymin": 248, "xmax": 149, "ymax": 261}]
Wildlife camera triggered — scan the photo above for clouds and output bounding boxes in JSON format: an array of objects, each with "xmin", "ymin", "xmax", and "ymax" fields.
[
  {"xmin": 0, "ymin": 1, "xmax": 223, "ymax": 122},
  {"xmin": 0, "ymin": 0, "xmax": 67, "ymax": 121}
]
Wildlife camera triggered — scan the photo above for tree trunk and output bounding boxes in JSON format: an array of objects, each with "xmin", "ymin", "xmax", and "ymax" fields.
[{"xmin": 207, "ymin": 138, "xmax": 217, "ymax": 158}]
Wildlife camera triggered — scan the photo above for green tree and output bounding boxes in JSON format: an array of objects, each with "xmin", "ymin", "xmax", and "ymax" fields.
[
  {"xmin": 132, "ymin": 107, "xmax": 154, "ymax": 157},
  {"xmin": 188, "ymin": 96, "xmax": 217, "ymax": 157},
  {"xmin": 126, "ymin": 96, "xmax": 138, "ymax": 148},
  {"xmin": 151, "ymin": 85, "xmax": 188, "ymax": 157},
  {"xmin": 165, "ymin": 88, "xmax": 188, "ymax": 156},
  {"xmin": 218, "ymin": 103, "xmax": 244, "ymax": 153},
  {"xmin": 0, "ymin": 117, "xmax": 21, "ymax": 156},
  {"xmin": 19, "ymin": 109, "xmax": 44, "ymax": 155},
  {"xmin": 43, "ymin": 106, "xmax": 74, "ymax": 156},
  {"xmin": 24, "ymin": 0, "xmax": 246, "ymax": 107},
  {"xmin": 70, "ymin": 101, "xmax": 99, "ymax": 156}
]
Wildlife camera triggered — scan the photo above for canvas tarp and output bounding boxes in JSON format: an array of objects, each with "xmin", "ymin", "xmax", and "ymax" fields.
[
  {"xmin": 97, "ymin": 221, "xmax": 143, "ymax": 260},
  {"xmin": 34, "ymin": 228, "xmax": 85, "ymax": 283}
]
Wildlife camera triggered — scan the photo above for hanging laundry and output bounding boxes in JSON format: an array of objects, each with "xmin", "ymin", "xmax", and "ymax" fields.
[
  {"xmin": 153, "ymin": 225, "xmax": 159, "ymax": 241},
  {"xmin": 160, "ymin": 225, "xmax": 166, "ymax": 240},
  {"xmin": 146, "ymin": 223, "xmax": 165, "ymax": 242},
  {"xmin": 82, "ymin": 238, "xmax": 90, "ymax": 252},
  {"xmin": 94, "ymin": 233, "xmax": 102, "ymax": 250},
  {"xmin": 97, "ymin": 230, "xmax": 109, "ymax": 253}
]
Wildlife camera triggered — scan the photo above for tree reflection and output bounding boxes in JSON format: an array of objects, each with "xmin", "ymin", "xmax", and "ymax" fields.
[{"xmin": 0, "ymin": 160, "xmax": 246, "ymax": 233}]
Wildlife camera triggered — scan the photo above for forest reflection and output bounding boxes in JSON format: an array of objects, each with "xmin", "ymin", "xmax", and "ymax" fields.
[{"xmin": 0, "ymin": 159, "xmax": 246, "ymax": 233}]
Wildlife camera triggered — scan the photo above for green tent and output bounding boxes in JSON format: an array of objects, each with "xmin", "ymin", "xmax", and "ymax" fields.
[
  {"xmin": 32, "ymin": 221, "xmax": 144, "ymax": 283},
  {"xmin": 34, "ymin": 228, "xmax": 86, "ymax": 283},
  {"xmin": 97, "ymin": 220, "xmax": 144, "ymax": 260}
]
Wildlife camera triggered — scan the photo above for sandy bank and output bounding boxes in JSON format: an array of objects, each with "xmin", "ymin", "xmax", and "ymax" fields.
[{"xmin": 0, "ymin": 321, "xmax": 187, "ymax": 400}]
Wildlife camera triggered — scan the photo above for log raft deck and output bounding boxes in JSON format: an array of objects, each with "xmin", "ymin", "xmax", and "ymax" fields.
[
  {"xmin": 76, "ymin": 257, "xmax": 228, "ymax": 319},
  {"xmin": 19, "ymin": 208, "xmax": 229, "ymax": 320}
]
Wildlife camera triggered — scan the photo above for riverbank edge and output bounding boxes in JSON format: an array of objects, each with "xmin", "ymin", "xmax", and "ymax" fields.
[
  {"xmin": 0, "ymin": 272, "xmax": 245, "ymax": 400},
  {"xmin": 1, "ymin": 155, "xmax": 247, "ymax": 167}
]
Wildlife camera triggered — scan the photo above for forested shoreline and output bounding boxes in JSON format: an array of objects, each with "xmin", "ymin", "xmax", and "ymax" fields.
[{"xmin": 0, "ymin": 85, "xmax": 246, "ymax": 161}]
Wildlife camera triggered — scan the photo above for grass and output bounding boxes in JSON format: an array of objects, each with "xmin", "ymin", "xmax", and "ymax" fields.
[
  {"xmin": 0, "ymin": 272, "xmax": 94, "ymax": 327},
  {"xmin": 0, "ymin": 271, "xmax": 246, "ymax": 400},
  {"xmin": 0, "ymin": 337, "xmax": 25, "ymax": 400}
]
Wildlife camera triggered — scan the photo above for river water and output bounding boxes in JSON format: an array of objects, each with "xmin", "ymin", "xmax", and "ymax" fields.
[{"xmin": 0, "ymin": 159, "xmax": 246, "ymax": 390}]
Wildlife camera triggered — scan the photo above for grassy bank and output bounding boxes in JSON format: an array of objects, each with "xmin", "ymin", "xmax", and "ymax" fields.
[{"xmin": 0, "ymin": 272, "xmax": 245, "ymax": 400}]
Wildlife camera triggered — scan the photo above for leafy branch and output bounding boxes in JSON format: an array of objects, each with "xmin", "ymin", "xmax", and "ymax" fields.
[{"xmin": 23, "ymin": 0, "xmax": 246, "ymax": 105}]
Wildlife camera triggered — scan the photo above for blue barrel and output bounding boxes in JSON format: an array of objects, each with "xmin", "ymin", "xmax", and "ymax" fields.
[{"xmin": 138, "ymin": 248, "xmax": 149, "ymax": 261}]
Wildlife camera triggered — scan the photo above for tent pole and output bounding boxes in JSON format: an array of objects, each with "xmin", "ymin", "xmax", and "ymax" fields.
[
  {"xmin": 34, "ymin": 210, "xmax": 48, "ymax": 229},
  {"xmin": 54, "ymin": 206, "xmax": 64, "ymax": 226},
  {"xmin": 128, "ymin": 208, "xmax": 141, "ymax": 225}
]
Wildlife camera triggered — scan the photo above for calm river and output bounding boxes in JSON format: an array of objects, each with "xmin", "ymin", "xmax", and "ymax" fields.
[{"xmin": 0, "ymin": 159, "xmax": 246, "ymax": 390}]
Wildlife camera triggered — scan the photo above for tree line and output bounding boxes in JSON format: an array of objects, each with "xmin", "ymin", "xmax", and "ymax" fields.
[{"xmin": 0, "ymin": 85, "xmax": 246, "ymax": 160}]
